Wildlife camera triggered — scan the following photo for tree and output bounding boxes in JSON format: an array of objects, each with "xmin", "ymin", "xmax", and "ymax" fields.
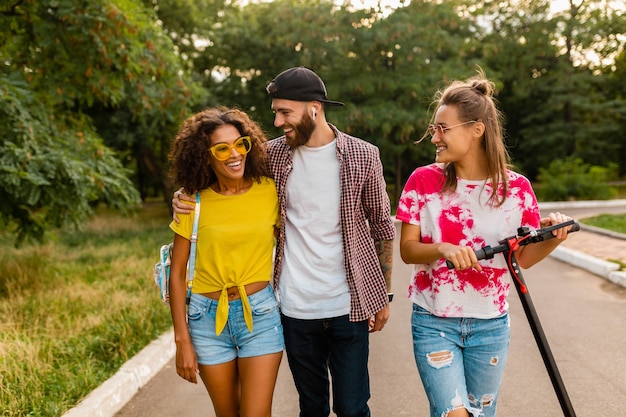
[
  {"xmin": 186, "ymin": 0, "xmax": 487, "ymax": 204},
  {"xmin": 0, "ymin": 0, "xmax": 204, "ymax": 243},
  {"xmin": 198, "ymin": 0, "xmax": 359, "ymax": 125},
  {"xmin": 335, "ymin": 0, "xmax": 485, "ymax": 203},
  {"xmin": 471, "ymin": 0, "xmax": 626, "ymax": 179},
  {"xmin": 596, "ymin": 12, "xmax": 626, "ymax": 177},
  {"xmin": 0, "ymin": 74, "xmax": 139, "ymax": 243}
]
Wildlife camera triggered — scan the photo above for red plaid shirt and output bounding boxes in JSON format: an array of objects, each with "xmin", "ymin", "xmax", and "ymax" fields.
[{"xmin": 266, "ymin": 124, "xmax": 396, "ymax": 321}]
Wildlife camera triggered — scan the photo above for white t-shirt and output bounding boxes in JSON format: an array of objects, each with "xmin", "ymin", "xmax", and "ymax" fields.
[{"xmin": 278, "ymin": 139, "xmax": 350, "ymax": 319}]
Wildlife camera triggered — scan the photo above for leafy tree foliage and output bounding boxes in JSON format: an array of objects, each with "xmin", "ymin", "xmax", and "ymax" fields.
[
  {"xmin": 199, "ymin": 0, "xmax": 360, "ymax": 122},
  {"xmin": 536, "ymin": 157, "xmax": 618, "ymax": 201},
  {"xmin": 195, "ymin": 0, "xmax": 624, "ymax": 201},
  {"xmin": 0, "ymin": 74, "xmax": 138, "ymax": 243},
  {"xmin": 191, "ymin": 0, "xmax": 489, "ymax": 201},
  {"xmin": 1, "ymin": 0, "xmax": 625, "ymax": 243},
  {"xmin": 0, "ymin": 0, "xmax": 204, "ymax": 243},
  {"xmin": 336, "ymin": 0, "xmax": 485, "ymax": 201},
  {"xmin": 140, "ymin": 0, "xmax": 231, "ymax": 72},
  {"xmin": 600, "ymin": 44, "xmax": 626, "ymax": 177},
  {"xmin": 470, "ymin": 0, "xmax": 626, "ymax": 178}
]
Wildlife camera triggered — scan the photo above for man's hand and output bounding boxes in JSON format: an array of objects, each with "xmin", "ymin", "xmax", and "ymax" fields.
[
  {"xmin": 369, "ymin": 304, "xmax": 390, "ymax": 333},
  {"xmin": 172, "ymin": 187, "xmax": 196, "ymax": 223}
]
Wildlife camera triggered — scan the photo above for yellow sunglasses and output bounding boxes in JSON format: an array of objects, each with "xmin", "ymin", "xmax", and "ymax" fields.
[{"xmin": 209, "ymin": 136, "xmax": 252, "ymax": 161}]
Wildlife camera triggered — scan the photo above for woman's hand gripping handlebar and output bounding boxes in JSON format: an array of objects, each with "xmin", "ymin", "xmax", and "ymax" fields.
[{"xmin": 445, "ymin": 220, "xmax": 580, "ymax": 270}]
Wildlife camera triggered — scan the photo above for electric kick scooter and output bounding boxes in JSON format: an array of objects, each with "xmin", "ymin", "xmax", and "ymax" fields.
[{"xmin": 446, "ymin": 220, "xmax": 580, "ymax": 417}]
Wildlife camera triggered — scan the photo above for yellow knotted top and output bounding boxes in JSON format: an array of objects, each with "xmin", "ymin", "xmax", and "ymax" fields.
[{"xmin": 170, "ymin": 178, "xmax": 278, "ymax": 336}]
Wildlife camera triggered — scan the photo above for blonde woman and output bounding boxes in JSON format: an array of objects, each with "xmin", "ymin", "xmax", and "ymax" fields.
[{"xmin": 397, "ymin": 72, "xmax": 572, "ymax": 417}]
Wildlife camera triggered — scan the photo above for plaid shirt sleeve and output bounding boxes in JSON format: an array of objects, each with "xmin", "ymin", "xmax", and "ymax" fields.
[
  {"xmin": 265, "ymin": 138, "xmax": 291, "ymax": 288},
  {"xmin": 333, "ymin": 126, "xmax": 396, "ymax": 321}
]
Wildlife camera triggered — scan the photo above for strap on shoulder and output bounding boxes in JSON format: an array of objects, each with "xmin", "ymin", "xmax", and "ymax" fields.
[{"xmin": 185, "ymin": 193, "xmax": 201, "ymax": 305}]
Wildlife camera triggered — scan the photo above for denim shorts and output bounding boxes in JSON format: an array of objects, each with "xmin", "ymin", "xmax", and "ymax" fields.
[
  {"xmin": 187, "ymin": 284, "xmax": 284, "ymax": 366},
  {"xmin": 411, "ymin": 304, "xmax": 510, "ymax": 417}
]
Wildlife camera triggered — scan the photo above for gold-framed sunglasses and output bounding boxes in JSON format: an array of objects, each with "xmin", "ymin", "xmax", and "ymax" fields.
[
  {"xmin": 209, "ymin": 136, "xmax": 252, "ymax": 161},
  {"xmin": 427, "ymin": 120, "xmax": 477, "ymax": 137}
]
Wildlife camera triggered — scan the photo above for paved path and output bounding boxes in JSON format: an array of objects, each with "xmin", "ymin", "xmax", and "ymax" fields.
[
  {"xmin": 65, "ymin": 200, "xmax": 626, "ymax": 417},
  {"xmin": 114, "ymin": 249, "xmax": 626, "ymax": 417},
  {"xmin": 541, "ymin": 202, "xmax": 626, "ymax": 265},
  {"xmin": 559, "ymin": 229, "xmax": 626, "ymax": 265}
]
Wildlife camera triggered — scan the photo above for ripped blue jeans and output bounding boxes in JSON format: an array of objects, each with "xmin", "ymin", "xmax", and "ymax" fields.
[{"xmin": 411, "ymin": 304, "xmax": 510, "ymax": 417}]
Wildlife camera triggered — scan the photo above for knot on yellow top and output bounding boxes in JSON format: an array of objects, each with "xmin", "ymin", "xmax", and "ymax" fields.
[{"xmin": 215, "ymin": 285, "xmax": 253, "ymax": 336}]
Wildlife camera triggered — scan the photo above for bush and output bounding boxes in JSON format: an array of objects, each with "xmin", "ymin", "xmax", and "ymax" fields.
[{"xmin": 535, "ymin": 158, "xmax": 618, "ymax": 201}]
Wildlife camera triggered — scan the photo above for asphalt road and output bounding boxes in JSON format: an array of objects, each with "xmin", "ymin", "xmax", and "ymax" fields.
[{"xmin": 116, "ymin": 215, "xmax": 626, "ymax": 417}]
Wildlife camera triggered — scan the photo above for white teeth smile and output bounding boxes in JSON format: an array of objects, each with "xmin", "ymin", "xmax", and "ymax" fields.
[
  {"xmin": 226, "ymin": 160, "xmax": 242, "ymax": 168},
  {"xmin": 436, "ymin": 146, "xmax": 446, "ymax": 153}
]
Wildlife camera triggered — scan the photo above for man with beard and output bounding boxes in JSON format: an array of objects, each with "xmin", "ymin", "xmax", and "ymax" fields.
[
  {"xmin": 173, "ymin": 66, "xmax": 395, "ymax": 417},
  {"xmin": 264, "ymin": 66, "xmax": 395, "ymax": 417}
]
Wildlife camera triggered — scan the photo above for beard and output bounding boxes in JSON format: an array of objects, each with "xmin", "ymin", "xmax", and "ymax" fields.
[{"xmin": 285, "ymin": 112, "xmax": 316, "ymax": 148}]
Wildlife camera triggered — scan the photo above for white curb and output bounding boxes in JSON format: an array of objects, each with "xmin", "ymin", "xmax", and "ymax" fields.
[
  {"xmin": 607, "ymin": 270, "xmax": 626, "ymax": 287},
  {"xmin": 62, "ymin": 330, "xmax": 175, "ymax": 417},
  {"xmin": 549, "ymin": 246, "xmax": 620, "ymax": 278}
]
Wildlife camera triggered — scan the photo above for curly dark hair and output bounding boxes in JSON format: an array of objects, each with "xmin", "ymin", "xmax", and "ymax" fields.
[{"xmin": 168, "ymin": 107, "xmax": 271, "ymax": 193}]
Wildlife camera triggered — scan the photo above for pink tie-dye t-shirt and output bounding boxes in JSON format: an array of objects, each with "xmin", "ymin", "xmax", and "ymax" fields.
[{"xmin": 396, "ymin": 163, "xmax": 540, "ymax": 318}]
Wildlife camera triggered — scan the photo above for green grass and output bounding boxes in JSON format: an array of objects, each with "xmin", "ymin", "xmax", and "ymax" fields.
[
  {"xmin": 0, "ymin": 203, "xmax": 174, "ymax": 417},
  {"xmin": 580, "ymin": 213, "xmax": 626, "ymax": 234}
]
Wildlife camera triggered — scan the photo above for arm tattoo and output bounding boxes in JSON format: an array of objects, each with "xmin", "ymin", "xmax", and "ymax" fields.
[{"xmin": 375, "ymin": 240, "xmax": 394, "ymax": 292}]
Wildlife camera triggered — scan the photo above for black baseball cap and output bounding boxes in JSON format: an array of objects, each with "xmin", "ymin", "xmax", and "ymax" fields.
[{"xmin": 266, "ymin": 66, "xmax": 344, "ymax": 106}]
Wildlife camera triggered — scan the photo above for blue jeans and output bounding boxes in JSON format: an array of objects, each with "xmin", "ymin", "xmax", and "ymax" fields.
[
  {"xmin": 187, "ymin": 285, "xmax": 284, "ymax": 365},
  {"xmin": 281, "ymin": 314, "xmax": 371, "ymax": 417},
  {"xmin": 411, "ymin": 304, "xmax": 510, "ymax": 417}
]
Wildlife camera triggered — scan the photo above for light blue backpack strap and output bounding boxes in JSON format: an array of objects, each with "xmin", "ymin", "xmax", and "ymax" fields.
[{"xmin": 186, "ymin": 192, "xmax": 201, "ymax": 305}]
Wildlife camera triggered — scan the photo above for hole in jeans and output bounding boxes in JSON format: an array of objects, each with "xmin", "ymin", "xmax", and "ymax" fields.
[{"xmin": 426, "ymin": 350, "xmax": 453, "ymax": 369}]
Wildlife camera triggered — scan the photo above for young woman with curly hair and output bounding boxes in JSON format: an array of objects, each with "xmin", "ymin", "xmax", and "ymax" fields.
[{"xmin": 168, "ymin": 107, "xmax": 283, "ymax": 417}]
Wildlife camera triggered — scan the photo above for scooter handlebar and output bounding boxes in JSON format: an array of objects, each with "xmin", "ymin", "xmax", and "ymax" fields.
[{"xmin": 445, "ymin": 220, "xmax": 580, "ymax": 269}]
